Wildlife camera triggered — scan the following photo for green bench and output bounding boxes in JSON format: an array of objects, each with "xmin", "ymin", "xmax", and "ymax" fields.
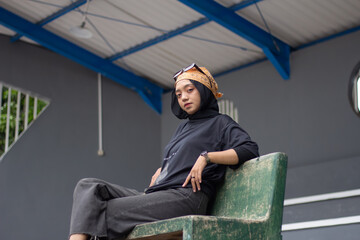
[{"xmin": 126, "ymin": 152, "xmax": 288, "ymax": 240}]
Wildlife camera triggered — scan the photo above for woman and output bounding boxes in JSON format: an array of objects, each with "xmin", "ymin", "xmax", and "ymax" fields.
[{"xmin": 69, "ymin": 64, "xmax": 259, "ymax": 240}]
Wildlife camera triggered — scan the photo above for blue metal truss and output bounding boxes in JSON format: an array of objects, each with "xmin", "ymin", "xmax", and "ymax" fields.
[
  {"xmin": 178, "ymin": 0, "xmax": 290, "ymax": 79},
  {"xmin": 0, "ymin": 7, "xmax": 163, "ymax": 114},
  {"xmin": 108, "ymin": 0, "xmax": 262, "ymax": 61},
  {"xmin": 215, "ymin": 24, "xmax": 360, "ymax": 79},
  {"xmin": 11, "ymin": 0, "xmax": 88, "ymax": 42}
]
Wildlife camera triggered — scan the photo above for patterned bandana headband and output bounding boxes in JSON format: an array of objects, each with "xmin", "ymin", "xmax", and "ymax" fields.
[{"xmin": 174, "ymin": 63, "xmax": 223, "ymax": 99}]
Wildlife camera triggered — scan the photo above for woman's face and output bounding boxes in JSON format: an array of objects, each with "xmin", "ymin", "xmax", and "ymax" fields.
[{"xmin": 175, "ymin": 79, "xmax": 201, "ymax": 115}]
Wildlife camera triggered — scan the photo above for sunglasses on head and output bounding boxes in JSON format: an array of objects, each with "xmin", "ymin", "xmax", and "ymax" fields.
[{"xmin": 173, "ymin": 63, "xmax": 212, "ymax": 88}]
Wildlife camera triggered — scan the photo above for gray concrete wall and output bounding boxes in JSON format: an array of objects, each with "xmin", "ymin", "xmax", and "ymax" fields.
[
  {"xmin": 215, "ymin": 30, "xmax": 360, "ymax": 197},
  {"xmin": 0, "ymin": 35, "xmax": 161, "ymax": 240},
  {"xmin": 161, "ymin": 31, "xmax": 360, "ymax": 239},
  {"xmin": 1, "ymin": 27, "xmax": 360, "ymax": 240}
]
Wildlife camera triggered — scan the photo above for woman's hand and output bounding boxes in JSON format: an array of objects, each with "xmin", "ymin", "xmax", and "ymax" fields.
[
  {"xmin": 149, "ymin": 168, "xmax": 161, "ymax": 187},
  {"xmin": 182, "ymin": 155, "xmax": 207, "ymax": 192}
]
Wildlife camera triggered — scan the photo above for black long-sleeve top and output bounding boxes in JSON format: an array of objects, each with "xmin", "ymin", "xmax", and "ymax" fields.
[{"xmin": 145, "ymin": 114, "xmax": 259, "ymax": 198}]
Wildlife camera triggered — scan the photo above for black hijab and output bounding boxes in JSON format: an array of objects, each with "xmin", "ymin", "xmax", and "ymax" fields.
[{"xmin": 171, "ymin": 80, "xmax": 220, "ymax": 120}]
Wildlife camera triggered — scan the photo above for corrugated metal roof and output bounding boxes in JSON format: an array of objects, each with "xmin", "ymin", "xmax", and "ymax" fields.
[
  {"xmin": 120, "ymin": 19, "xmax": 264, "ymax": 87},
  {"xmin": 0, "ymin": 0, "xmax": 360, "ymax": 112},
  {"xmin": 232, "ymin": 0, "xmax": 360, "ymax": 47}
]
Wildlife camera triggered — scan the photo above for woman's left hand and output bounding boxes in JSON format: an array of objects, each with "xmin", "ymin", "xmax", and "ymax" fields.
[
  {"xmin": 149, "ymin": 168, "xmax": 162, "ymax": 187},
  {"xmin": 182, "ymin": 155, "xmax": 207, "ymax": 192}
]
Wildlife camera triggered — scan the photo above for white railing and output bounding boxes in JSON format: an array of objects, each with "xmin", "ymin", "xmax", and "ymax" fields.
[
  {"xmin": 218, "ymin": 99, "xmax": 238, "ymax": 123},
  {"xmin": 282, "ymin": 215, "xmax": 360, "ymax": 231},
  {"xmin": 282, "ymin": 188, "xmax": 360, "ymax": 231},
  {"xmin": 0, "ymin": 82, "xmax": 49, "ymax": 161},
  {"xmin": 284, "ymin": 189, "xmax": 360, "ymax": 206}
]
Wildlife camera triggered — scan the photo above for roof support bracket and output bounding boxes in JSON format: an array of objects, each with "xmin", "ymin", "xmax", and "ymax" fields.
[{"xmin": 178, "ymin": 0, "xmax": 290, "ymax": 79}]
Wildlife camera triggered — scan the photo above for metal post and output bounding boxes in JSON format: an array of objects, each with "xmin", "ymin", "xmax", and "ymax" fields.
[
  {"xmin": 220, "ymin": 99, "xmax": 225, "ymax": 114},
  {"xmin": 34, "ymin": 96, "xmax": 38, "ymax": 119},
  {"xmin": 15, "ymin": 91, "xmax": 21, "ymax": 140},
  {"xmin": 234, "ymin": 108, "xmax": 238, "ymax": 123},
  {"xmin": 97, "ymin": 73, "xmax": 104, "ymax": 156},
  {"xmin": 357, "ymin": 74, "xmax": 360, "ymax": 112},
  {"xmin": 24, "ymin": 94, "xmax": 29, "ymax": 130},
  {"xmin": 226, "ymin": 99, "xmax": 230, "ymax": 117},
  {"xmin": 5, "ymin": 88, "xmax": 11, "ymax": 152},
  {"xmin": 0, "ymin": 83, "xmax": 3, "ymax": 127}
]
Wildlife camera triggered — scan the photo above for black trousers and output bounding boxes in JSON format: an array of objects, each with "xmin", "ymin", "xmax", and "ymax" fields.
[{"xmin": 69, "ymin": 178, "xmax": 209, "ymax": 240}]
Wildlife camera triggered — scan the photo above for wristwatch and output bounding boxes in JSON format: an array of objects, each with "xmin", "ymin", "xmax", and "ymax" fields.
[{"xmin": 200, "ymin": 151, "xmax": 211, "ymax": 164}]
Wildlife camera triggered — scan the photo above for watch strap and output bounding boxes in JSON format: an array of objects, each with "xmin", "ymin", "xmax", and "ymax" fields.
[{"xmin": 201, "ymin": 151, "xmax": 211, "ymax": 164}]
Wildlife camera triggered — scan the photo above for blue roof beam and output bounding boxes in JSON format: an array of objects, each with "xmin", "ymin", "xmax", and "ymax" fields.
[
  {"xmin": 11, "ymin": 0, "xmax": 88, "ymax": 43},
  {"xmin": 178, "ymin": 0, "xmax": 290, "ymax": 79},
  {"xmin": 0, "ymin": 7, "xmax": 163, "ymax": 113},
  {"xmin": 108, "ymin": 0, "xmax": 262, "ymax": 61}
]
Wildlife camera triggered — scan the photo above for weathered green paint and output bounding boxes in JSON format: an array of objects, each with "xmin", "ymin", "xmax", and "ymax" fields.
[{"xmin": 126, "ymin": 152, "xmax": 288, "ymax": 240}]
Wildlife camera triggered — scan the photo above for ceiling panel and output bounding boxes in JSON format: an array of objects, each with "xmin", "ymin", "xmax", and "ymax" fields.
[{"xmin": 0, "ymin": 0, "xmax": 360, "ymax": 112}]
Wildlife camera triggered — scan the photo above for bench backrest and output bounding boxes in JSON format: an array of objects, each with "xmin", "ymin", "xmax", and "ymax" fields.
[{"xmin": 210, "ymin": 152, "xmax": 287, "ymax": 224}]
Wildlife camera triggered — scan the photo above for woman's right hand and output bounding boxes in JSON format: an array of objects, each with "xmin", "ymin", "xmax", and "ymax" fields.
[
  {"xmin": 149, "ymin": 168, "xmax": 162, "ymax": 187},
  {"xmin": 182, "ymin": 155, "xmax": 207, "ymax": 192}
]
